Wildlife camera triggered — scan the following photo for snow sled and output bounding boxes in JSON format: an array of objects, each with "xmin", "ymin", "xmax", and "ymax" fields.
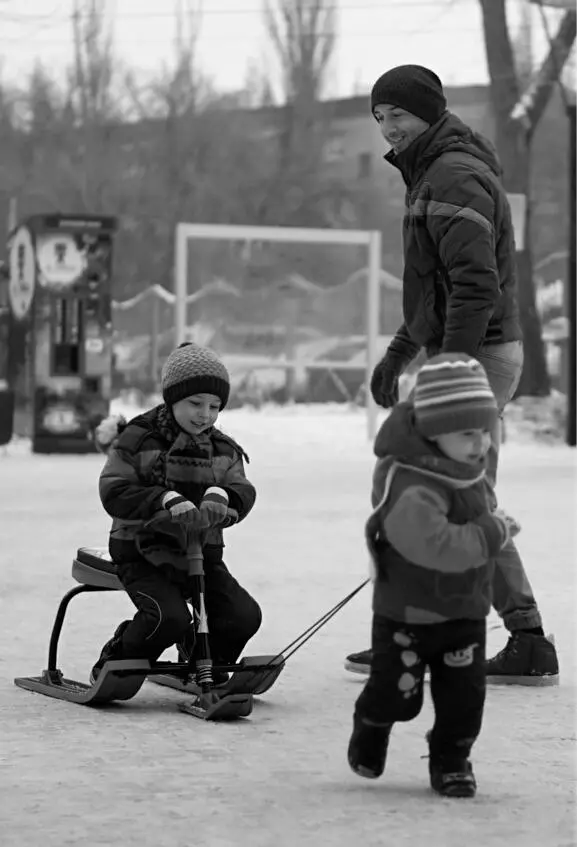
[{"xmin": 14, "ymin": 514, "xmax": 285, "ymax": 721}]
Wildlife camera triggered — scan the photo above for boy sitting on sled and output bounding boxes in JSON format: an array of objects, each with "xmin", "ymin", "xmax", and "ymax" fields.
[{"xmin": 91, "ymin": 342, "xmax": 261, "ymax": 684}]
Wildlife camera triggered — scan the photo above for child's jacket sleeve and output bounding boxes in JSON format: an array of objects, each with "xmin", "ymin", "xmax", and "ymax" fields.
[
  {"xmin": 383, "ymin": 484, "xmax": 509, "ymax": 572},
  {"xmin": 219, "ymin": 452, "xmax": 256, "ymax": 522},
  {"xmin": 99, "ymin": 427, "xmax": 168, "ymax": 520}
]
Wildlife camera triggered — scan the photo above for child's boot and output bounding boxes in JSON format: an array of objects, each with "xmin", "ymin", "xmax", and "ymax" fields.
[
  {"xmin": 429, "ymin": 754, "xmax": 477, "ymax": 798},
  {"xmin": 347, "ymin": 713, "xmax": 392, "ymax": 779},
  {"xmin": 426, "ymin": 731, "xmax": 477, "ymax": 797},
  {"xmin": 89, "ymin": 620, "xmax": 131, "ymax": 684}
]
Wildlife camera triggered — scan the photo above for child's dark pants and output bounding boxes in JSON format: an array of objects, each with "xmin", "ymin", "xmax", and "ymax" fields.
[
  {"xmin": 355, "ymin": 614, "xmax": 486, "ymax": 758},
  {"xmin": 110, "ymin": 541, "xmax": 262, "ymax": 665}
]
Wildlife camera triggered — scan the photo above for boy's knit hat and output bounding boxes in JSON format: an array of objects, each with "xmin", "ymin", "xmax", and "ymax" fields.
[
  {"xmin": 413, "ymin": 353, "xmax": 498, "ymax": 438},
  {"xmin": 161, "ymin": 342, "xmax": 230, "ymax": 409},
  {"xmin": 370, "ymin": 64, "xmax": 447, "ymax": 126}
]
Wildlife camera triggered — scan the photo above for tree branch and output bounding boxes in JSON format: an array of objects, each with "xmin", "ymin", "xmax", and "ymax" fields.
[{"xmin": 511, "ymin": 10, "xmax": 576, "ymax": 131}]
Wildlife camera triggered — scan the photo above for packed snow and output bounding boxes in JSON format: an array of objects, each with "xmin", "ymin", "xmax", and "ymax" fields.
[{"xmin": 0, "ymin": 402, "xmax": 575, "ymax": 847}]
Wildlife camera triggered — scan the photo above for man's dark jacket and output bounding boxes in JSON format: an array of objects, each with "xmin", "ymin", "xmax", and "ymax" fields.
[{"xmin": 386, "ymin": 112, "xmax": 522, "ymax": 363}]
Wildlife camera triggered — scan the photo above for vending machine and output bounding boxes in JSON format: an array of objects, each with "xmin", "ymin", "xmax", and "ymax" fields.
[
  {"xmin": 0, "ymin": 261, "xmax": 14, "ymax": 447},
  {"xmin": 6, "ymin": 214, "xmax": 118, "ymax": 453}
]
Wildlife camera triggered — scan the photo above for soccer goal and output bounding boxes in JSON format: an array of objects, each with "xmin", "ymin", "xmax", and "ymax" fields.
[{"xmin": 173, "ymin": 223, "xmax": 382, "ymax": 439}]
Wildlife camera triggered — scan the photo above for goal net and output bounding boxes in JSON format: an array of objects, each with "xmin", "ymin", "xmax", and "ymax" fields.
[{"xmin": 173, "ymin": 223, "xmax": 384, "ymax": 439}]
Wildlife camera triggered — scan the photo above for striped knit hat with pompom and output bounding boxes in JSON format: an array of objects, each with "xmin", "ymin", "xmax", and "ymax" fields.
[
  {"xmin": 161, "ymin": 342, "xmax": 230, "ymax": 409},
  {"xmin": 413, "ymin": 353, "xmax": 498, "ymax": 438}
]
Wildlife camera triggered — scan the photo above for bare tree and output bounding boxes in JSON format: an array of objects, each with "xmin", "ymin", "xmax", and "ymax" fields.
[
  {"xmin": 114, "ymin": 0, "xmax": 267, "ymax": 304},
  {"xmin": 70, "ymin": 0, "xmax": 120, "ymax": 210},
  {"xmin": 259, "ymin": 0, "xmax": 339, "ymax": 226},
  {"xmin": 265, "ymin": 0, "xmax": 335, "ymax": 104},
  {"xmin": 479, "ymin": 0, "xmax": 576, "ymax": 395}
]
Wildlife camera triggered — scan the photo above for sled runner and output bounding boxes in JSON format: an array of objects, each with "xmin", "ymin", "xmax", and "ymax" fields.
[
  {"xmin": 16, "ymin": 659, "xmax": 150, "ymax": 706},
  {"xmin": 149, "ymin": 653, "xmax": 285, "ymax": 698}
]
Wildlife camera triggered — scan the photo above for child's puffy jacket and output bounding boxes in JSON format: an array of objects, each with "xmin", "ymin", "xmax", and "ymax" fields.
[
  {"xmin": 99, "ymin": 404, "xmax": 256, "ymax": 563},
  {"xmin": 367, "ymin": 402, "xmax": 509, "ymax": 624}
]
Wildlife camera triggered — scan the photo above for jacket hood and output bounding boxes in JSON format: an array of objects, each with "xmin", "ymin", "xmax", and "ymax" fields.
[
  {"xmin": 386, "ymin": 111, "xmax": 502, "ymax": 184},
  {"xmin": 373, "ymin": 402, "xmax": 486, "ymax": 485}
]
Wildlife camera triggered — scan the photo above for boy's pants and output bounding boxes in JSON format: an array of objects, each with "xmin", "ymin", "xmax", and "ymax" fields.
[
  {"xmin": 111, "ymin": 543, "xmax": 262, "ymax": 665},
  {"xmin": 355, "ymin": 615, "xmax": 486, "ymax": 758}
]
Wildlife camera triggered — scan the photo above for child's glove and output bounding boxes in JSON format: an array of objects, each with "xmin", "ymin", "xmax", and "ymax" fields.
[
  {"xmin": 493, "ymin": 508, "xmax": 521, "ymax": 538},
  {"xmin": 200, "ymin": 487, "xmax": 230, "ymax": 527},
  {"xmin": 95, "ymin": 414, "xmax": 126, "ymax": 454},
  {"xmin": 221, "ymin": 507, "xmax": 239, "ymax": 528},
  {"xmin": 161, "ymin": 491, "xmax": 201, "ymax": 524}
]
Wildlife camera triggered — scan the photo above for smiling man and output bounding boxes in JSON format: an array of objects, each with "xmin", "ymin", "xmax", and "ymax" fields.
[{"xmin": 344, "ymin": 65, "xmax": 559, "ymax": 686}]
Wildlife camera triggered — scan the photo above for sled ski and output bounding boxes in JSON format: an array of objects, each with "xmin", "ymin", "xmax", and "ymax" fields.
[
  {"xmin": 14, "ymin": 659, "xmax": 150, "ymax": 706},
  {"xmin": 149, "ymin": 654, "xmax": 285, "ymax": 698},
  {"xmin": 178, "ymin": 691, "xmax": 254, "ymax": 720}
]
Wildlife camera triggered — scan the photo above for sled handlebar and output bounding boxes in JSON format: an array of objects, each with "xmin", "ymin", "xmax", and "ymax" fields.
[{"xmin": 144, "ymin": 507, "xmax": 239, "ymax": 531}]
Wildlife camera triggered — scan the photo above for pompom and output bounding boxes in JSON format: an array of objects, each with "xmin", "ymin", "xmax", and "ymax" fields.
[{"xmin": 95, "ymin": 414, "xmax": 127, "ymax": 454}]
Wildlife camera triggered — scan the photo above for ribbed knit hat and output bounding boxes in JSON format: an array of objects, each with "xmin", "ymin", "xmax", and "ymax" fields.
[
  {"xmin": 413, "ymin": 354, "xmax": 498, "ymax": 438},
  {"xmin": 161, "ymin": 342, "xmax": 230, "ymax": 409},
  {"xmin": 370, "ymin": 65, "xmax": 447, "ymax": 125}
]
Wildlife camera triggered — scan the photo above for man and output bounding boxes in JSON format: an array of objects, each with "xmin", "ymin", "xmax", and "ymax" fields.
[{"xmin": 345, "ymin": 65, "xmax": 559, "ymax": 685}]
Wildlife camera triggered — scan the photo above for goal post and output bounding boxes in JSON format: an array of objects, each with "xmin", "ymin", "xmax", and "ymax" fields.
[{"xmin": 174, "ymin": 222, "xmax": 382, "ymax": 440}]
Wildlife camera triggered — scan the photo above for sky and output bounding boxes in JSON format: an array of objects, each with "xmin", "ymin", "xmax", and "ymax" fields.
[{"xmin": 0, "ymin": 0, "xmax": 568, "ymax": 100}]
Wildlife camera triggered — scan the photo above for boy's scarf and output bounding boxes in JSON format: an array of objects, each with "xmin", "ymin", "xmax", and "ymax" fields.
[{"xmin": 136, "ymin": 405, "xmax": 220, "ymax": 579}]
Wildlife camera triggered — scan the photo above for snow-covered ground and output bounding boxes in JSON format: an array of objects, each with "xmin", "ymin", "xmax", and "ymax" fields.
[{"xmin": 1, "ymin": 403, "xmax": 575, "ymax": 847}]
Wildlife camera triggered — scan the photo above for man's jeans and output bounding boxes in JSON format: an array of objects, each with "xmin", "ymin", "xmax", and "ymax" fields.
[{"xmin": 469, "ymin": 341, "xmax": 541, "ymax": 631}]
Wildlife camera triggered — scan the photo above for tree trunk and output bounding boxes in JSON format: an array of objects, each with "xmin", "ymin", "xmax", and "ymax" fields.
[{"xmin": 479, "ymin": 0, "xmax": 550, "ymax": 395}]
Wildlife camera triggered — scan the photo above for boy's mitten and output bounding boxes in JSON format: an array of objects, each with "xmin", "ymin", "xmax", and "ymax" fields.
[
  {"xmin": 161, "ymin": 491, "xmax": 201, "ymax": 523},
  {"xmin": 200, "ymin": 487, "xmax": 229, "ymax": 526},
  {"xmin": 493, "ymin": 508, "xmax": 521, "ymax": 538},
  {"xmin": 221, "ymin": 507, "xmax": 239, "ymax": 528}
]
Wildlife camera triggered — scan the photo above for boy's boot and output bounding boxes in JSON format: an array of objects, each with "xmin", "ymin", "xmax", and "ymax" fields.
[
  {"xmin": 429, "ymin": 755, "xmax": 477, "ymax": 798},
  {"xmin": 426, "ymin": 732, "xmax": 477, "ymax": 798},
  {"xmin": 344, "ymin": 648, "xmax": 372, "ymax": 675},
  {"xmin": 89, "ymin": 620, "xmax": 131, "ymax": 685},
  {"xmin": 347, "ymin": 713, "xmax": 392, "ymax": 779},
  {"xmin": 485, "ymin": 632, "xmax": 559, "ymax": 686}
]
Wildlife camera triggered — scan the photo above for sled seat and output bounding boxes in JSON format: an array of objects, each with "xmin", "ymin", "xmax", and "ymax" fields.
[{"xmin": 72, "ymin": 547, "xmax": 123, "ymax": 591}]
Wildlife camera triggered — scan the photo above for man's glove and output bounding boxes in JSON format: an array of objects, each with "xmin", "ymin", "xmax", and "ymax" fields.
[
  {"xmin": 370, "ymin": 327, "xmax": 419, "ymax": 409},
  {"xmin": 370, "ymin": 361, "xmax": 400, "ymax": 409},
  {"xmin": 161, "ymin": 491, "xmax": 201, "ymax": 523},
  {"xmin": 200, "ymin": 487, "xmax": 230, "ymax": 527}
]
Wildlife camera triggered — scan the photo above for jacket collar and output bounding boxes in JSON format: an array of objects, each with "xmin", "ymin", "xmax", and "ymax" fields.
[{"xmin": 384, "ymin": 112, "xmax": 450, "ymax": 186}]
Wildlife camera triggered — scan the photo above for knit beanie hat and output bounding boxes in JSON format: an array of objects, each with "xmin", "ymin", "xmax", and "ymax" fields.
[
  {"xmin": 370, "ymin": 65, "xmax": 447, "ymax": 125},
  {"xmin": 413, "ymin": 353, "xmax": 498, "ymax": 438},
  {"xmin": 161, "ymin": 342, "xmax": 230, "ymax": 409}
]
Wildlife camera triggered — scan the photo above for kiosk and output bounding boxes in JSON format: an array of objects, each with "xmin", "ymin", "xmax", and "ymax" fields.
[
  {"xmin": 6, "ymin": 214, "xmax": 117, "ymax": 453},
  {"xmin": 0, "ymin": 261, "xmax": 14, "ymax": 446}
]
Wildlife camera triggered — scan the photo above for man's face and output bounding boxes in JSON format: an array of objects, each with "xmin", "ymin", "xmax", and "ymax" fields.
[{"xmin": 373, "ymin": 104, "xmax": 430, "ymax": 154}]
